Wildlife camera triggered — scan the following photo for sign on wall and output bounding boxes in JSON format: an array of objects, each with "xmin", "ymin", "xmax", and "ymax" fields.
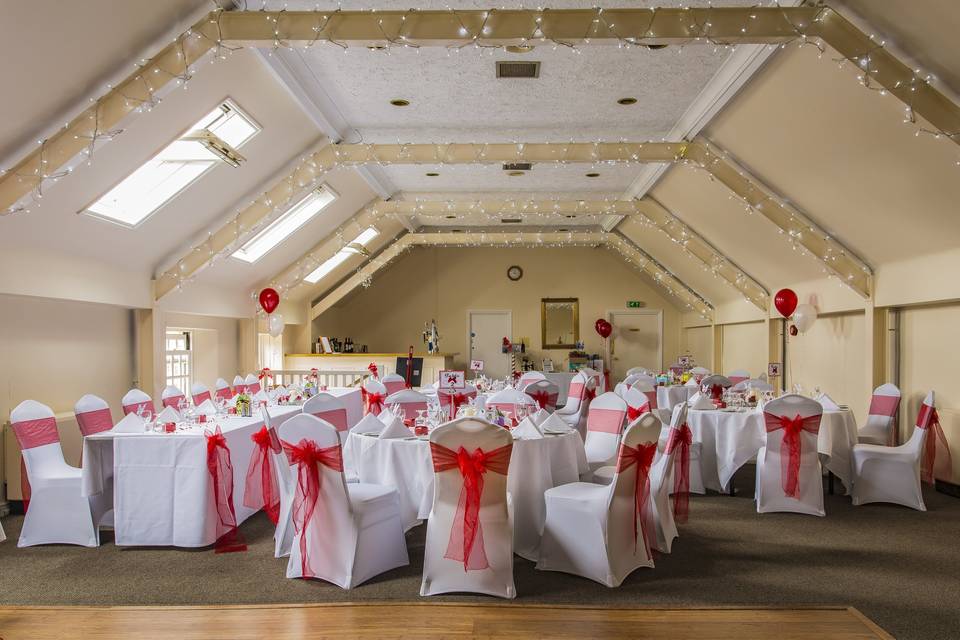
[
  {"xmin": 768, "ymin": 362, "xmax": 782, "ymax": 377},
  {"xmin": 626, "ymin": 300, "xmax": 646, "ymax": 308}
]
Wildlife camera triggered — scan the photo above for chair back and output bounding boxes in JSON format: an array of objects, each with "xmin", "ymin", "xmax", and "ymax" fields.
[
  {"xmin": 564, "ymin": 371, "xmax": 596, "ymax": 412},
  {"xmin": 584, "ymin": 392, "xmax": 627, "ymax": 463},
  {"xmin": 191, "ymin": 382, "xmax": 212, "ymax": 405},
  {"xmin": 245, "ymin": 373, "xmax": 262, "ymax": 395},
  {"xmin": 302, "ymin": 393, "xmax": 349, "ymax": 432},
  {"xmin": 161, "ymin": 385, "xmax": 186, "ymax": 409},
  {"xmin": 700, "ymin": 374, "xmax": 732, "ymax": 401},
  {"xmin": 626, "ymin": 366, "xmax": 653, "ymax": 377},
  {"xmin": 74, "ymin": 394, "xmax": 114, "ymax": 436},
  {"xmin": 689, "ymin": 366, "xmax": 710, "ymax": 383},
  {"xmin": 629, "ymin": 377, "xmax": 658, "ymax": 410},
  {"xmin": 385, "ymin": 389, "xmax": 430, "ymax": 422},
  {"xmin": 382, "ymin": 373, "xmax": 407, "ymax": 395},
  {"xmin": 726, "ymin": 370, "xmax": 750, "ymax": 385},
  {"xmin": 864, "ymin": 383, "xmax": 901, "ymax": 440},
  {"xmin": 622, "ymin": 387, "xmax": 651, "ymax": 420},
  {"xmin": 215, "ymin": 378, "xmax": 233, "ymax": 401},
  {"xmin": 518, "ymin": 371, "xmax": 546, "ymax": 389},
  {"xmin": 606, "ymin": 414, "xmax": 660, "ymax": 558},
  {"xmin": 524, "ymin": 380, "xmax": 559, "ymax": 411},
  {"xmin": 487, "ymin": 387, "xmax": 536, "ymax": 425},
  {"xmin": 11, "ymin": 400, "xmax": 65, "ymax": 477},
  {"xmin": 762, "ymin": 394, "xmax": 823, "ymax": 467},
  {"xmin": 437, "ymin": 385, "xmax": 478, "ymax": 420},
  {"xmin": 233, "ymin": 375, "xmax": 246, "ymax": 394},
  {"xmin": 121, "ymin": 388, "xmax": 155, "ymax": 416},
  {"xmin": 581, "ymin": 367, "xmax": 604, "ymax": 393},
  {"xmin": 905, "ymin": 390, "xmax": 936, "ymax": 456},
  {"xmin": 361, "ymin": 378, "xmax": 388, "ymax": 416}
]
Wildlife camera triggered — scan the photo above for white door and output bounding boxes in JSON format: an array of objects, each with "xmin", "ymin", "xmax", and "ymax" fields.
[
  {"xmin": 468, "ymin": 310, "xmax": 512, "ymax": 379},
  {"xmin": 609, "ymin": 310, "xmax": 663, "ymax": 381}
]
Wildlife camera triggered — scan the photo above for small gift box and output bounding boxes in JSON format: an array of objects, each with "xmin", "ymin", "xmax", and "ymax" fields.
[
  {"xmin": 414, "ymin": 425, "xmax": 429, "ymax": 436},
  {"xmin": 198, "ymin": 414, "xmax": 207, "ymax": 423},
  {"xmin": 164, "ymin": 422, "xmax": 176, "ymax": 433}
]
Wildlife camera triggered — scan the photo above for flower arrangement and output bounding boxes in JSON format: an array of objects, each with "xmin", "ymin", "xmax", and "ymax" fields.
[{"xmin": 235, "ymin": 393, "xmax": 252, "ymax": 418}]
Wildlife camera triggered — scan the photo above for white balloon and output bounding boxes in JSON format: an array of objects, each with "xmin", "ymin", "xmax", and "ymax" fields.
[
  {"xmin": 793, "ymin": 304, "xmax": 818, "ymax": 333},
  {"xmin": 268, "ymin": 313, "xmax": 284, "ymax": 338}
]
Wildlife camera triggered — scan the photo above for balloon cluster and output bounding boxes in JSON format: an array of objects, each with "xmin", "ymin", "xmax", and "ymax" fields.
[
  {"xmin": 594, "ymin": 319, "xmax": 612, "ymax": 339},
  {"xmin": 259, "ymin": 288, "xmax": 284, "ymax": 337},
  {"xmin": 774, "ymin": 288, "xmax": 818, "ymax": 336}
]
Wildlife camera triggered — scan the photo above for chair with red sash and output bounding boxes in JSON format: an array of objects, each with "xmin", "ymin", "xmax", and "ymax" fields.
[
  {"xmin": 215, "ymin": 378, "xmax": 233, "ymax": 401},
  {"xmin": 245, "ymin": 373, "xmax": 262, "ymax": 395},
  {"xmin": 622, "ymin": 387, "xmax": 652, "ymax": 421},
  {"xmin": 756, "ymin": 394, "xmax": 825, "ymax": 516},
  {"xmin": 648, "ymin": 403, "xmax": 690, "ymax": 552},
  {"xmin": 74, "ymin": 394, "xmax": 115, "ymax": 439},
  {"xmin": 160, "ymin": 385, "xmax": 186, "ymax": 410},
  {"xmin": 852, "ymin": 391, "xmax": 949, "ymax": 511},
  {"xmin": 381, "ymin": 373, "xmax": 407, "ymax": 395},
  {"xmin": 556, "ymin": 371, "xmax": 596, "ymax": 436},
  {"xmin": 689, "ymin": 366, "xmax": 710, "ymax": 384},
  {"xmin": 629, "ymin": 377, "xmax": 662, "ymax": 419},
  {"xmin": 537, "ymin": 418, "xmax": 657, "ymax": 586},
  {"xmin": 420, "ymin": 418, "xmax": 515, "ymax": 598},
  {"xmin": 583, "ymin": 392, "xmax": 629, "ymax": 475},
  {"xmin": 581, "ymin": 367, "xmax": 605, "ymax": 393},
  {"xmin": 11, "ymin": 400, "xmax": 108, "ymax": 547},
  {"xmin": 517, "ymin": 371, "xmax": 546, "ymax": 389},
  {"xmin": 726, "ymin": 369, "xmax": 751, "ymax": 386},
  {"xmin": 191, "ymin": 382, "xmax": 212, "ymax": 406},
  {"xmin": 857, "ymin": 383, "xmax": 901, "ymax": 446},
  {"xmin": 361, "ymin": 378, "xmax": 388, "ymax": 417},
  {"xmin": 486, "ymin": 387, "xmax": 537, "ymax": 427},
  {"xmin": 233, "ymin": 375, "xmax": 247, "ymax": 394},
  {"xmin": 385, "ymin": 389, "xmax": 430, "ymax": 425},
  {"xmin": 303, "ymin": 393, "xmax": 350, "ymax": 438},
  {"xmin": 438, "ymin": 385, "xmax": 478, "ymax": 421},
  {"xmin": 121, "ymin": 388, "xmax": 154, "ymax": 416},
  {"xmin": 278, "ymin": 413, "xmax": 408, "ymax": 586},
  {"xmin": 524, "ymin": 379, "xmax": 559, "ymax": 412},
  {"xmin": 626, "ymin": 366, "xmax": 653, "ymax": 377},
  {"xmin": 700, "ymin": 374, "xmax": 732, "ymax": 407}
]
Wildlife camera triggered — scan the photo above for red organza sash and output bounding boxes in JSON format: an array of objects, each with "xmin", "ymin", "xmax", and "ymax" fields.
[
  {"xmin": 763, "ymin": 412, "xmax": 821, "ymax": 498},
  {"xmin": 193, "ymin": 391, "xmax": 212, "ymax": 405},
  {"xmin": 584, "ymin": 386, "xmax": 597, "ymax": 402},
  {"xmin": 162, "ymin": 395, "xmax": 185, "ymax": 409},
  {"xmin": 616, "ymin": 441, "xmax": 657, "ymax": 556},
  {"xmin": 247, "ymin": 382, "xmax": 262, "ymax": 395},
  {"xmin": 122, "ymin": 400, "xmax": 155, "ymax": 416},
  {"xmin": 627, "ymin": 403, "xmax": 650, "ymax": 422},
  {"xmin": 215, "ymin": 386, "xmax": 233, "ymax": 401},
  {"xmin": 665, "ymin": 423, "xmax": 692, "ymax": 523},
  {"xmin": 868, "ymin": 394, "xmax": 899, "ymax": 417},
  {"xmin": 361, "ymin": 388, "xmax": 385, "ymax": 416},
  {"xmin": 205, "ymin": 427, "xmax": 247, "ymax": 553},
  {"xmin": 13, "ymin": 416, "xmax": 60, "ymax": 514},
  {"xmin": 76, "ymin": 408, "xmax": 114, "ymax": 436},
  {"xmin": 430, "ymin": 441, "xmax": 513, "ymax": 571},
  {"xmin": 384, "ymin": 380, "xmax": 406, "ymax": 395},
  {"xmin": 243, "ymin": 426, "xmax": 281, "ymax": 525},
  {"xmin": 281, "ymin": 438, "xmax": 344, "ymax": 579},
  {"xmin": 311, "ymin": 408, "xmax": 349, "ymax": 432},
  {"xmin": 439, "ymin": 392, "xmax": 472, "ymax": 420},
  {"xmin": 587, "ymin": 407, "xmax": 627, "ymax": 434},
  {"xmin": 917, "ymin": 405, "xmax": 953, "ymax": 485},
  {"xmin": 709, "ymin": 385, "xmax": 724, "ymax": 402},
  {"xmin": 528, "ymin": 390, "xmax": 558, "ymax": 410}
]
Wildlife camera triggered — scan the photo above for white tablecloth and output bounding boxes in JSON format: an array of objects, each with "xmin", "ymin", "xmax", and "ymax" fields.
[
  {"xmin": 81, "ymin": 387, "xmax": 363, "ymax": 548},
  {"xmin": 657, "ymin": 385, "xmax": 697, "ymax": 411},
  {"xmin": 684, "ymin": 408, "xmax": 858, "ymax": 493},
  {"xmin": 343, "ymin": 429, "xmax": 587, "ymax": 560}
]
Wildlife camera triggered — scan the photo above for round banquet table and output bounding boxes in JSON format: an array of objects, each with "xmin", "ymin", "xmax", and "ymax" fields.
[
  {"xmin": 684, "ymin": 407, "xmax": 858, "ymax": 493},
  {"xmin": 657, "ymin": 385, "xmax": 697, "ymax": 412},
  {"xmin": 343, "ymin": 428, "xmax": 587, "ymax": 560}
]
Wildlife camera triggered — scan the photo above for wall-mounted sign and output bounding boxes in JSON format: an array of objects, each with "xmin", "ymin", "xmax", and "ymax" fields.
[
  {"xmin": 626, "ymin": 300, "xmax": 646, "ymax": 308},
  {"xmin": 440, "ymin": 370, "xmax": 466, "ymax": 389},
  {"xmin": 678, "ymin": 355, "xmax": 691, "ymax": 366},
  {"xmin": 768, "ymin": 362, "xmax": 782, "ymax": 377}
]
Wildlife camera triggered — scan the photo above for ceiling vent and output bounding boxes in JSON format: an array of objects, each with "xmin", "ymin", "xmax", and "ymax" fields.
[
  {"xmin": 501, "ymin": 218, "xmax": 522, "ymax": 224},
  {"xmin": 496, "ymin": 61, "xmax": 541, "ymax": 78},
  {"xmin": 502, "ymin": 163, "xmax": 532, "ymax": 171}
]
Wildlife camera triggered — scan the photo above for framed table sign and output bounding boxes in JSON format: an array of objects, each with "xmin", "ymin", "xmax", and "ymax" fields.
[
  {"xmin": 440, "ymin": 370, "xmax": 466, "ymax": 389},
  {"xmin": 470, "ymin": 359, "xmax": 484, "ymax": 371}
]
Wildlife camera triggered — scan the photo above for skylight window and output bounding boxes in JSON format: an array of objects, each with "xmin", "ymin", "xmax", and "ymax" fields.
[
  {"xmin": 232, "ymin": 186, "xmax": 338, "ymax": 263},
  {"xmin": 304, "ymin": 227, "xmax": 381, "ymax": 284},
  {"xmin": 84, "ymin": 100, "xmax": 259, "ymax": 227}
]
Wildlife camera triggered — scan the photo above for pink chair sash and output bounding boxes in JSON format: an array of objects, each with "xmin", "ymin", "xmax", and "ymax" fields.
[
  {"xmin": 122, "ymin": 400, "xmax": 155, "ymax": 416},
  {"xmin": 215, "ymin": 386, "xmax": 233, "ymax": 401},
  {"xmin": 665, "ymin": 424, "xmax": 693, "ymax": 523},
  {"xmin": 616, "ymin": 441, "xmax": 657, "ymax": 557},
  {"xmin": 205, "ymin": 426, "xmax": 247, "ymax": 553},
  {"xmin": 728, "ymin": 376, "xmax": 749, "ymax": 385},
  {"xmin": 384, "ymin": 380, "xmax": 407, "ymax": 395},
  {"xmin": 763, "ymin": 412, "xmax": 821, "ymax": 498},
  {"xmin": 527, "ymin": 389, "xmax": 558, "ymax": 410},
  {"xmin": 162, "ymin": 394, "xmax": 185, "ymax": 409},
  {"xmin": 76, "ymin": 408, "xmax": 114, "ymax": 437},
  {"xmin": 234, "ymin": 384, "xmax": 248, "ymax": 395},
  {"xmin": 12, "ymin": 416, "xmax": 60, "ymax": 450},
  {"xmin": 568, "ymin": 381, "xmax": 585, "ymax": 400},
  {"xmin": 311, "ymin": 408, "xmax": 349, "ymax": 432},
  {"xmin": 868, "ymin": 394, "xmax": 899, "ymax": 417},
  {"xmin": 917, "ymin": 404, "xmax": 953, "ymax": 485},
  {"xmin": 430, "ymin": 441, "xmax": 513, "ymax": 571},
  {"xmin": 587, "ymin": 407, "xmax": 626, "ymax": 434},
  {"xmin": 193, "ymin": 391, "xmax": 212, "ymax": 405},
  {"xmin": 243, "ymin": 426, "xmax": 281, "ymax": 525},
  {"xmin": 247, "ymin": 382, "xmax": 262, "ymax": 395},
  {"xmin": 281, "ymin": 438, "xmax": 344, "ymax": 579}
]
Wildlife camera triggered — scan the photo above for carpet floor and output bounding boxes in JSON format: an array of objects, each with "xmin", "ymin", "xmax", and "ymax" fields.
[{"xmin": 1, "ymin": 470, "xmax": 958, "ymax": 640}]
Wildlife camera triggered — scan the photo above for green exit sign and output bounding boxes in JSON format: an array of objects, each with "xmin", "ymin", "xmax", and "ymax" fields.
[{"xmin": 627, "ymin": 300, "xmax": 645, "ymax": 308}]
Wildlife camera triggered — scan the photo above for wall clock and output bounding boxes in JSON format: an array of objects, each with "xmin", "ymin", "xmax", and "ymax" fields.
[{"xmin": 507, "ymin": 265, "xmax": 523, "ymax": 281}]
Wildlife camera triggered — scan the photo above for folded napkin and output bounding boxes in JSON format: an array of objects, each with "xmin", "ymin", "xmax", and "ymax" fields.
[
  {"xmin": 530, "ymin": 408, "xmax": 551, "ymax": 426},
  {"xmin": 352, "ymin": 413, "xmax": 384, "ymax": 435},
  {"xmin": 689, "ymin": 393, "xmax": 716, "ymax": 411},
  {"xmin": 818, "ymin": 393, "xmax": 841, "ymax": 411},
  {"xmin": 377, "ymin": 408, "xmax": 396, "ymax": 426},
  {"xmin": 252, "ymin": 390, "xmax": 269, "ymax": 405},
  {"xmin": 195, "ymin": 399, "xmax": 217, "ymax": 416},
  {"xmin": 513, "ymin": 417, "xmax": 543, "ymax": 439},
  {"xmin": 539, "ymin": 412, "xmax": 574, "ymax": 434},
  {"xmin": 685, "ymin": 377, "xmax": 699, "ymax": 386},
  {"xmin": 378, "ymin": 415, "xmax": 412, "ymax": 439},
  {"xmin": 112, "ymin": 412, "xmax": 144, "ymax": 434},
  {"xmin": 156, "ymin": 405, "xmax": 180, "ymax": 423}
]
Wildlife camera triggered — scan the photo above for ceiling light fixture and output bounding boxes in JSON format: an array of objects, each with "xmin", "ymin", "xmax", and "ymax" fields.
[
  {"xmin": 507, "ymin": 170, "xmax": 525, "ymax": 177},
  {"xmin": 585, "ymin": 172, "xmax": 600, "ymax": 178},
  {"xmin": 617, "ymin": 97, "xmax": 637, "ymax": 105},
  {"xmin": 425, "ymin": 172, "xmax": 439, "ymax": 177},
  {"xmin": 505, "ymin": 45, "xmax": 535, "ymax": 54},
  {"xmin": 390, "ymin": 99, "xmax": 410, "ymax": 107}
]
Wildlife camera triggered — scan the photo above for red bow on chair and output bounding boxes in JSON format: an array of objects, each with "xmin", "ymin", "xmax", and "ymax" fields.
[
  {"xmin": 258, "ymin": 368, "xmax": 274, "ymax": 384},
  {"xmin": 281, "ymin": 438, "xmax": 344, "ymax": 579},
  {"xmin": 627, "ymin": 403, "xmax": 650, "ymax": 422},
  {"xmin": 529, "ymin": 390, "xmax": 556, "ymax": 410},
  {"xmin": 709, "ymin": 384, "xmax": 723, "ymax": 402},
  {"xmin": 616, "ymin": 441, "xmax": 658, "ymax": 556},
  {"xmin": 584, "ymin": 386, "xmax": 597, "ymax": 402},
  {"xmin": 763, "ymin": 412, "xmax": 821, "ymax": 498},
  {"xmin": 917, "ymin": 405, "xmax": 953, "ymax": 485},
  {"xmin": 206, "ymin": 426, "xmax": 247, "ymax": 553},
  {"xmin": 430, "ymin": 442, "xmax": 513, "ymax": 571},
  {"xmin": 243, "ymin": 426, "xmax": 281, "ymax": 525},
  {"xmin": 441, "ymin": 392, "xmax": 470, "ymax": 420},
  {"xmin": 361, "ymin": 387, "xmax": 385, "ymax": 416},
  {"xmin": 367, "ymin": 363, "xmax": 379, "ymax": 379},
  {"xmin": 665, "ymin": 423, "xmax": 693, "ymax": 524}
]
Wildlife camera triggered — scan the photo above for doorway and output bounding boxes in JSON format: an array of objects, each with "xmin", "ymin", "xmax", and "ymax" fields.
[
  {"xmin": 608, "ymin": 310, "xmax": 663, "ymax": 381},
  {"xmin": 467, "ymin": 310, "xmax": 512, "ymax": 379}
]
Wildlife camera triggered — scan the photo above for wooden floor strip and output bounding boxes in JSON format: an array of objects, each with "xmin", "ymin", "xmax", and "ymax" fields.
[{"xmin": 0, "ymin": 603, "xmax": 893, "ymax": 640}]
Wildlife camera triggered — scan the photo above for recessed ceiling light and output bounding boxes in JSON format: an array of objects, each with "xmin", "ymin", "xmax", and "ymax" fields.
[
  {"xmin": 505, "ymin": 45, "xmax": 536, "ymax": 54},
  {"xmin": 445, "ymin": 215, "xmax": 456, "ymax": 219},
  {"xmin": 617, "ymin": 97, "xmax": 637, "ymax": 105},
  {"xmin": 585, "ymin": 172, "xmax": 600, "ymax": 178},
  {"xmin": 390, "ymin": 99, "xmax": 410, "ymax": 107},
  {"xmin": 425, "ymin": 172, "xmax": 440, "ymax": 177},
  {"xmin": 507, "ymin": 170, "xmax": 525, "ymax": 177}
]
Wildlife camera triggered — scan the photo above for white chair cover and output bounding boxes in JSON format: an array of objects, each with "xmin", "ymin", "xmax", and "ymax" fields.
[
  {"xmin": 361, "ymin": 378, "xmax": 388, "ymax": 417},
  {"xmin": 12, "ymin": 400, "xmax": 107, "ymax": 547},
  {"xmin": 689, "ymin": 366, "xmax": 710, "ymax": 383},
  {"xmin": 649, "ymin": 403, "xmax": 689, "ymax": 553},
  {"xmin": 190, "ymin": 382, "xmax": 212, "ymax": 405},
  {"xmin": 755, "ymin": 394, "xmax": 824, "ymax": 516},
  {"xmin": 487, "ymin": 387, "xmax": 537, "ymax": 425},
  {"xmin": 626, "ymin": 366, "xmax": 653, "ymax": 378},
  {"xmin": 851, "ymin": 391, "xmax": 937, "ymax": 511},
  {"xmin": 622, "ymin": 387, "xmax": 651, "ymax": 421},
  {"xmin": 537, "ymin": 417, "xmax": 656, "ymax": 586},
  {"xmin": 160, "ymin": 385, "xmax": 186, "ymax": 409},
  {"xmin": 215, "ymin": 378, "xmax": 233, "ymax": 401},
  {"xmin": 421, "ymin": 418, "xmax": 515, "ymax": 598},
  {"xmin": 245, "ymin": 373, "xmax": 262, "ymax": 395},
  {"xmin": 233, "ymin": 375, "xmax": 247, "ymax": 394},
  {"xmin": 385, "ymin": 389, "xmax": 431, "ymax": 423},
  {"xmin": 857, "ymin": 383, "xmax": 901, "ymax": 446},
  {"xmin": 74, "ymin": 394, "xmax": 114, "ymax": 437},
  {"xmin": 580, "ymin": 367, "xmax": 605, "ymax": 393},
  {"xmin": 726, "ymin": 369, "xmax": 751, "ymax": 385},
  {"xmin": 629, "ymin": 378, "xmax": 659, "ymax": 411},
  {"xmin": 584, "ymin": 392, "xmax": 628, "ymax": 473},
  {"xmin": 278, "ymin": 414, "xmax": 408, "ymax": 586},
  {"xmin": 518, "ymin": 371, "xmax": 546, "ymax": 389},
  {"xmin": 381, "ymin": 373, "xmax": 407, "ymax": 395},
  {"xmin": 121, "ymin": 388, "xmax": 154, "ymax": 416},
  {"xmin": 556, "ymin": 371, "xmax": 596, "ymax": 436},
  {"xmin": 303, "ymin": 393, "xmax": 350, "ymax": 435},
  {"xmin": 524, "ymin": 379, "xmax": 560, "ymax": 412}
]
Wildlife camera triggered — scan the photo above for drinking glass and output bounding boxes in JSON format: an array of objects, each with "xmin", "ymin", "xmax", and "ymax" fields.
[{"xmin": 141, "ymin": 410, "xmax": 154, "ymax": 433}]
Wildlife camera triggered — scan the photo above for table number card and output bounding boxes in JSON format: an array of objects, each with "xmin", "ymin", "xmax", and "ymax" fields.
[
  {"xmin": 470, "ymin": 360, "xmax": 484, "ymax": 371},
  {"xmin": 542, "ymin": 359, "xmax": 554, "ymax": 372},
  {"xmin": 440, "ymin": 370, "xmax": 466, "ymax": 389},
  {"xmin": 768, "ymin": 362, "xmax": 782, "ymax": 377}
]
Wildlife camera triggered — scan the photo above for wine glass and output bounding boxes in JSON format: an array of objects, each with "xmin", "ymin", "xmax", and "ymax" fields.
[{"xmin": 141, "ymin": 409, "xmax": 154, "ymax": 433}]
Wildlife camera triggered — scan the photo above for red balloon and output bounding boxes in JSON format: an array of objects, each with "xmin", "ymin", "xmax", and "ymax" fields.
[
  {"xmin": 595, "ymin": 318, "xmax": 612, "ymax": 339},
  {"xmin": 789, "ymin": 324, "xmax": 799, "ymax": 336},
  {"xmin": 774, "ymin": 288, "xmax": 798, "ymax": 319},
  {"xmin": 258, "ymin": 288, "xmax": 280, "ymax": 315}
]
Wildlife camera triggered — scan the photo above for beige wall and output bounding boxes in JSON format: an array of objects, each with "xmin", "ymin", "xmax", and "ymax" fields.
[
  {"xmin": 720, "ymin": 321, "xmax": 768, "ymax": 380},
  {"xmin": 312, "ymin": 246, "xmax": 684, "ymax": 372},
  {"xmin": 1, "ymin": 294, "xmax": 135, "ymax": 500},
  {"xmin": 164, "ymin": 312, "xmax": 241, "ymax": 392},
  {"xmin": 900, "ymin": 303, "xmax": 960, "ymax": 482},
  {"xmin": 681, "ymin": 325, "xmax": 714, "ymax": 371}
]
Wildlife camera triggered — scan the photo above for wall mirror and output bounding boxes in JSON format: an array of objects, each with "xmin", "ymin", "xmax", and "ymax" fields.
[{"xmin": 541, "ymin": 298, "xmax": 579, "ymax": 349}]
